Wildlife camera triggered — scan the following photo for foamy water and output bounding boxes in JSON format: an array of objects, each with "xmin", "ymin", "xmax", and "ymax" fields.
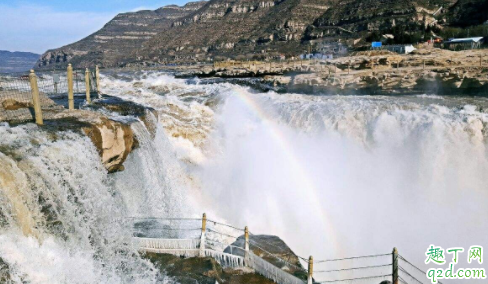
[
  {"xmin": 0, "ymin": 70, "xmax": 487, "ymax": 282},
  {"xmin": 102, "ymin": 71, "xmax": 488, "ymax": 276}
]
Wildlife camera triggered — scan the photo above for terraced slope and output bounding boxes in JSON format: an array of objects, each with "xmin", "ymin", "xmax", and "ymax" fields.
[{"xmin": 36, "ymin": 1, "xmax": 206, "ymax": 69}]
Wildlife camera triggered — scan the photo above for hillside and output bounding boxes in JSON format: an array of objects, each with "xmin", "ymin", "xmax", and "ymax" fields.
[
  {"xmin": 133, "ymin": 0, "xmax": 332, "ymax": 63},
  {"xmin": 36, "ymin": 1, "xmax": 207, "ymax": 69},
  {"xmin": 0, "ymin": 51, "xmax": 40, "ymax": 73},
  {"xmin": 37, "ymin": 0, "xmax": 488, "ymax": 68},
  {"xmin": 445, "ymin": 0, "xmax": 488, "ymax": 27}
]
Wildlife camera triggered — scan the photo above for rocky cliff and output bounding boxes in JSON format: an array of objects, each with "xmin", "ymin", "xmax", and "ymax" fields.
[
  {"xmin": 36, "ymin": 1, "xmax": 207, "ymax": 69},
  {"xmin": 445, "ymin": 0, "xmax": 488, "ymax": 27},
  {"xmin": 134, "ymin": 0, "xmax": 332, "ymax": 63},
  {"xmin": 37, "ymin": 0, "xmax": 488, "ymax": 68}
]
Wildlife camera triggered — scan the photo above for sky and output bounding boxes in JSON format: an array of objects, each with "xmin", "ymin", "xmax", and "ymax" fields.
[{"xmin": 0, "ymin": 0, "xmax": 194, "ymax": 54}]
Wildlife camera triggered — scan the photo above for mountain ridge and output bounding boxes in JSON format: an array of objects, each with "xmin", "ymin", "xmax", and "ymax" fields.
[
  {"xmin": 0, "ymin": 50, "xmax": 41, "ymax": 73},
  {"xmin": 36, "ymin": 0, "xmax": 488, "ymax": 69},
  {"xmin": 36, "ymin": 1, "xmax": 208, "ymax": 69}
]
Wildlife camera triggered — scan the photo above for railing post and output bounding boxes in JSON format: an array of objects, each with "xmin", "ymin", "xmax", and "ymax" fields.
[
  {"xmin": 67, "ymin": 64, "xmax": 74, "ymax": 110},
  {"xmin": 244, "ymin": 226, "xmax": 250, "ymax": 266},
  {"xmin": 392, "ymin": 247, "xmax": 399, "ymax": 284},
  {"xmin": 308, "ymin": 256, "xmax": 313, "ymax": 284},
  {"xmin": 29, "ymin": 70, "xmax": 43, "ymax": 125},
  {"xmin": 95, "ymin": 65, "xmax": 101, "ymax": 96},
  {"xmin": 199, "ymin": 213, "xmax": 206, "ymax": 257},
  {"xmin": 85, "ymin": 68, "xmax": 91, "ymax": 103},
  {"xmin": 53, "ymin": 72, "xmax": 59, "ymax": 94},
  {"xmin": 85, "ymin": 68, "xmax": 91, "ymax": 104}
]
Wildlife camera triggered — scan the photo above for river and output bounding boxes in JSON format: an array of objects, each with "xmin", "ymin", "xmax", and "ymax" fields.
[{"xmin": 0, "ymin": 70, "xmax": 487, "ymax": 283}]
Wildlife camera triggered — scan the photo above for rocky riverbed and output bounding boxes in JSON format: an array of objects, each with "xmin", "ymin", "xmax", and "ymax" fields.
[{"xmin": 173, "ymin": 48, "xmax": 488, "ymax": 96}]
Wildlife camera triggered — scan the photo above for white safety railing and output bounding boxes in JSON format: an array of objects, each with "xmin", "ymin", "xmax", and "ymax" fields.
[
  {"xmin": 248, "ymin": 251, "xmax": 305, "ymax": 284},
  {"xmin": 130, "ymin": 214, "xmax": 430, "ymax": 284}
]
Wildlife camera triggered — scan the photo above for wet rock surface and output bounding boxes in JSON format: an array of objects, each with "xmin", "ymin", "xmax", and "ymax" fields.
[
  {"xmin": 82, "ymin": 117, "xmax": 134, "ymax": 173},
  {"xmin": 0, "ymin": 257, "xmax": 11, "ymax": 283},
  {"xmin": 0, "ymin": 93, "xmax": 156, "ymax": 173},
  {"xmin": 226, "ymin": 235, "xmax": 307, "ymax": 280},
  {"xmin": 144, "ymin": 253, "xmax": 275, "ymax": 284}
]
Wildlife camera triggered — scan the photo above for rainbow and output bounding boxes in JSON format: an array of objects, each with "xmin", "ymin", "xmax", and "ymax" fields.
[{"xmin": 230, "ymin": 87, "xmax": 344, "ymax": 261}]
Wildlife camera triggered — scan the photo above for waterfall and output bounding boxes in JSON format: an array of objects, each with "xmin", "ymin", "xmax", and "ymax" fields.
[
  {"xmin": 0, "ymin": 122, "xmax": 169, "ymax": 283},
  {"xmin": 1, "ymin": 70, "xmax": 487, "ymax": 282},
  {"xmin": 113, "ymin": 114, "xmax": 194, "ymax": 219},
  {"xmin": 98, "ymin": 72, "xmax": 488, "ymax": 271}
]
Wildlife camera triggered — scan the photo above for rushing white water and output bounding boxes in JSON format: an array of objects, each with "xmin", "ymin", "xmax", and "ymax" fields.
[
  {"xmin": 101, "ymin": 71, "xmax": 488, "ymax": 274},
  {"xmin": 1, "ymin": 70, "xmax": 487, "ymax": 282},
  {"xmin": 0, "ymin": 123, "xmax": 159, "ymax": 283}
]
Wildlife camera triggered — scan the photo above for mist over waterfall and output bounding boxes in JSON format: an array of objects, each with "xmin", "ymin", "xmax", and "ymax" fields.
[
  {"xmin": 101, "ymin": 71, "xmax": 488, "ymax": 267},
  {"xmin": 1, "ymin": 70, "xmax": 487, "ymax": 282}
]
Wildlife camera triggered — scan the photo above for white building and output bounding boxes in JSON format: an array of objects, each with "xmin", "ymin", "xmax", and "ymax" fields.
[
  {"xmin": 444, "ymin": 37, "xmax": 484, "ymax": 50},
  {"xmin": 383, "ymin": 44, "xmax": 417, "ymax": 54}
]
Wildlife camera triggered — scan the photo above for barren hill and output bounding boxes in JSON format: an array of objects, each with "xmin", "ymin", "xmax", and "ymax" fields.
[
  {"xmin": 36, "ymin": 0, "xmax": 488, "ymax": 69},
  {"xmin": 133, "ymin": 0, "xmax": 332, "ymax": 63},
  {"xmin": 36, "ymin": 1, "xmax": 207, "ymax": 69}
]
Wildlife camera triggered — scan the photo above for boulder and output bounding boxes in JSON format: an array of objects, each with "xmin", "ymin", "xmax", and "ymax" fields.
[
  {"xmin": 0, "ymin": 258, "xmax": 11, "ymax": 283},
  {"xmin": 82, "ymin": 117, "xmax": 134, "ymax": 173},
  {"xmin": 2, "ymin": 98, "xmax": 32, "ymax": 110}
]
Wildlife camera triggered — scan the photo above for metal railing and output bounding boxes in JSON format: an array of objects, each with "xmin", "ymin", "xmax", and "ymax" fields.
[
  {"xmin": 0, "ymin": 64, "xmax": 100, "ymax": 124},
  {"xmin": 129, "ymin": 214, "xmax": 432, "ymax": 284}
]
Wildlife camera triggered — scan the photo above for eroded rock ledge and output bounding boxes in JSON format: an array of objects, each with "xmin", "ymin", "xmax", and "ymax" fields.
[
  {"xmin": 0, "ymin": 93, "xmax": 157, "ymax": 173},
  {"xmin": 82, "ymin": 117, "xmax": 134, "ymax": 173}
]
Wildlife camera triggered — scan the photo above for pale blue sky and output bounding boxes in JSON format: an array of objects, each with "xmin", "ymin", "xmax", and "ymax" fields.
[{"xmin": 0, "ymin": 0, "xmax": 195, "ymax": 54}]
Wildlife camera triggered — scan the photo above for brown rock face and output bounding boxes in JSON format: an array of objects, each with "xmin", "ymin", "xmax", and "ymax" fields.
[
  {"xmin": 2, "ymin": 98, "xmax": 33, "ymax": 110},
  {"xmin": 82, "ymin": 117, "xmax": 134, "ymax": 173},
  {"xmin": 136, "ymin": 0, "xmax": 332, "ymax": 63},
  {"xmin": 36, "ymin": 0, "xmax": 488, "ymax": 67},
  {"xmin": 36, "ymin": 1, "xmax": 206, "ymax": 69}
]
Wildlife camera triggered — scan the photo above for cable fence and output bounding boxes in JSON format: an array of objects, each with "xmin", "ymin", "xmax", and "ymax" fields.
[
  {"xmin": 0, "ymin": 65, "xmax": 100, "ymax": 124},
  {"xmin": 398, "ymin": 255, "xmax": 442, "ymax": 284},
  {"xmin": 130, "ymin": 217, "xmax": 202, "ymax": 240},
  {"xmin": 127, "ymin": 214, "xmax": 434, "ymax": 284},
  {"xmin": 311, "ymin": 252, "xmax": 392, "ymax": 284}
]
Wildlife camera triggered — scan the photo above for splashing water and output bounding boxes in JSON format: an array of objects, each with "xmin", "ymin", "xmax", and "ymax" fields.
[
  {"xmin": 102, "ymin": 71, "xmax": 488, "ymax": 271},
  {"xmin": 1, "ymin": 70, "xmax": 487, "ymax": 282}
]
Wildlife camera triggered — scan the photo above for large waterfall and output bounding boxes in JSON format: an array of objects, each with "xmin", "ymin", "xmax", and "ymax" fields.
[{"xmin": 1, "ymin": 70, "xmax": 487, "ymax": 282}]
